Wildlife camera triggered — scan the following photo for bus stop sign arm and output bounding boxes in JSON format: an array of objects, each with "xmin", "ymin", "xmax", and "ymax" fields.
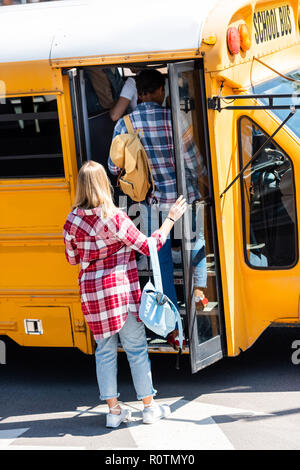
[
  {"xmin": 219, "ymin": 107, "xmax": 296, "ymax": 199},
  {"xmin": 207, "ymin": 94, "xmax": 300, "ymax": 111}
]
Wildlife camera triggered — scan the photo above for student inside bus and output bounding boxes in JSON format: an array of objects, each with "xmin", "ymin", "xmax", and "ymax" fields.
[
  {"xmin": 109, "ymin": 67, "xmax": 143, "ymax": 122},
  {"xmin": 108, "ymin": 69, "xmax": 209, "ymax": 325},
  {"xmin": 85, "ymin": 66, "xmax": 124, "ymax": 116},
  {"xmin": 108, "ymin": 69, "xmax": 178, "ymax": 307}
]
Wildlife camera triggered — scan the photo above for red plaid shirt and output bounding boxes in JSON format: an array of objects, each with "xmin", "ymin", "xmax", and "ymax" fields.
[{"xmin": 63, "ymin": 207, "xmax": 166, "ymax": 339}]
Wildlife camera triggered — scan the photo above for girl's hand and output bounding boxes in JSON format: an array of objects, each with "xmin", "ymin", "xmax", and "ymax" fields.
[{"xmin": 168, "ymin": 195, "xmax": 187, "ymax": 222}]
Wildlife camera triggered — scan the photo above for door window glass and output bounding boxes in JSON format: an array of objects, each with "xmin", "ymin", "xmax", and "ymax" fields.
[
  {"xmin": 174, "ymin": 69, "xmax": 221, "ymax": 346},
  {"xmin": 239, "ymin": 117, "xmax": 297, "ymax": 268}
]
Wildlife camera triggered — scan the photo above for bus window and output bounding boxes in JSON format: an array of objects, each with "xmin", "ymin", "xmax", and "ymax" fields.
[
  {"xmin": 254, "ymin": 69, "xmax": 300, "ymax": 141},
  {"xmin": 0, "ymin": 95, "xmax": 64, "ymax": 179},
  {"xmin": 83, "ymin": 67, "xmax": 122, "ymax": 167},
  {"xmin": 239, "ymin": 117, "xmax": 297, "ymax": 268}
]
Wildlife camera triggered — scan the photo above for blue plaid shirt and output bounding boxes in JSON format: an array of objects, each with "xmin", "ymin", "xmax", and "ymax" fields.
[{"xmin": 108, "ymin": 101, "xmax": 201, "ymax": 205}]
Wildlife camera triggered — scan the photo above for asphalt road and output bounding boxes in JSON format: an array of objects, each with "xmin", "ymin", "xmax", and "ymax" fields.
[{"xmin": 1, "ymin": 325, "xmax": 300, "ymax": 451}]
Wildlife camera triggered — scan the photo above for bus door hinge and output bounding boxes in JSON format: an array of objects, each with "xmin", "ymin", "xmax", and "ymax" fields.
[
  {"xmin": 207, "ymin": 97, "xmax": 221, "ymax": 111},
  {"xmin": 181, "ymin": 97, "xmax": 195, "ymax": 113}
]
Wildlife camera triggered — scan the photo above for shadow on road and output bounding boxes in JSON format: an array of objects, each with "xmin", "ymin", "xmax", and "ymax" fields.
[{"xmin": 1, "ymin": 325, "xmax": 300, "ymax": 442}]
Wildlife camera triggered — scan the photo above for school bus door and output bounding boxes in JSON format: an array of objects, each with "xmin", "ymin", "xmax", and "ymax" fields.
[
  {"xmin": 168, "ymin": 61, "xmax": 225, "ymax": 373},
  {"xmin": 66, "ymin": 67, "xmax": 120, "ymax": 187}
]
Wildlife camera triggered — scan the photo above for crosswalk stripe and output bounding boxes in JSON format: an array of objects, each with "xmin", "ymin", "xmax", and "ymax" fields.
[
  {"xmin": 126, "ymin": 399, "xmax": 235, "ymax": 450},
  {"xmin": 0, "ymin": 428, "xmax": 29, "ymax": 449},
  {"xmin": 0, "ymin": 400, "xmax": 269, "ymax": 450}
]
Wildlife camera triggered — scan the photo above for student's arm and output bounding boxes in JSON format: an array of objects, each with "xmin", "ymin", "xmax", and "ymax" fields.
[
  {"xmin": 109, "ymin": 196, "xmax": 187, "ymax": 256},
  {"xmin": 109, "ymin": 96, "xmax": 131, "ymax": 122},
  {"xmin": 63, "ymin": 226, "xmax": 80, "ymax": 265},
  {"xmin": 109, "ymin": 77, "xmax": 137, "ymax": 122}
]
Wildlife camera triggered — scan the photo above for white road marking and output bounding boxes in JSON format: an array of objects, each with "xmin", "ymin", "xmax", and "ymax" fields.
[
  {"xmin": 124, "ymin": 398, "xmax": 270, "ymax": 450},
  {"xmin": 1, "ymin": 411, "xmax": 78, "ymax": 424},
  {"xmin": 0, "ymin": 407, "xmax": 104, "ymax": 424},
  {"xmin": 0, "ymin": 427, "xmax": 85, "ymax": 450},
  {"xmin": 0, "ymin": 428, "xmax": 29, "ymax": 449},
  {"xmin": 6, "ymin": 445, "xmax": 85, "ymax": 450},
  {"xmin": 0, "ymin": 400, "xmax": 271, "ymax": 450}
]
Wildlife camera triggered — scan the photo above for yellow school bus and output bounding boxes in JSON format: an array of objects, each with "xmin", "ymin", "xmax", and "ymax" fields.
[{"xmin": 0, "ymin": 0, "xmax": 299, "ymax": 373}]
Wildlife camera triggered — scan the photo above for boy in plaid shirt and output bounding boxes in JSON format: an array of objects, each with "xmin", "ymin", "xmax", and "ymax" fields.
[
  {"xmin": 108, "ymin": 69, "xmax": 179, "ymax": 307},
  {"xmin": 108, "ymin": 69, "xmax": 208, "ymax": 315}
]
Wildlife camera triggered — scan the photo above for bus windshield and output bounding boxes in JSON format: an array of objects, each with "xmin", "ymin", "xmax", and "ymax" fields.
[{"xmin": 255, "ymin": 69, "xmax": 300, "ymax": 140}]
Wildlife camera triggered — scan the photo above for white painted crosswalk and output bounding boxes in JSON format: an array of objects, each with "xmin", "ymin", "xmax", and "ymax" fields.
[
  {"xmin": 0, "ymin": 428, "xmax": 29, "ymax": 449},
  {"xmin": 126, "ymin": 400, "xmax": 234, "ymax": 450},
  {"xmin": 125, "ymin": 398, "xmax": 271, "ymax": 450},
  {"xmin": 0, "ymin": 399, "xmax": 269, "ymax": 450}
]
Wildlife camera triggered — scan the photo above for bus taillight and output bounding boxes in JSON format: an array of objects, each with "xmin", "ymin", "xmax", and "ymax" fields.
[
  {"xmin": 239, "ymin": 23, "xmax": 251, "ymax": 51},
  {"xmin": 227, "ymin": 23, "xmax": 251, "ymax": 55},
  {"xmin": 227, "ymin": 26, "xmax": 240, "ymax": 54}
]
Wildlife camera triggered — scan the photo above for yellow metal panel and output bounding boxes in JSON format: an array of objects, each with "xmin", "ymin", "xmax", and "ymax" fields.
[
  {"xmin": 201, "ymin": 0, "xmax": 300, "ymax": 79},
  {"xmin": 0, "ymin": 245, "xmax": 78, "ymax": 290},
  {"xmin": 209, "ymin": 82, "xmax": 300, "ymax": 356},
  {"xmin": 59, "ymin": 74, "xmax": 79, "ymax": 199},
  {"xmin": 50, "ymin": 49, "xmax": 201, "ymax": 68},
  {"xmin": 207, "ymin": 81, "xmax": 249, "ymax": 357},
  {"xmin": 19, "ymin": 306, "xmax": 73, "ymax": 348},
  {"xmin": 0, "ymin": 63, "xmax": 86, "ymax": 352},
  {"xmin": 0, "ymin": 295, "xmax": 94, "ymax": 354},
  {"xmin": 0, "ymin": 61, "xmax": 62, "ymax": 96}
]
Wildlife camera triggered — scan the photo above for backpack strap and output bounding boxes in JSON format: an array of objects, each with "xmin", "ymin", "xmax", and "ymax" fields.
[
  {"xmin": 147, "ymin": 237, "xmax": 183, "ymax": 352},
  {"xmin": 123, "ymin": 114, "xmax": 135, "ymax": 134},
  {"xmin": 123, "ymin": 114, "xmax": 155, "ymax": 197},
  {"xmin": 147, "ymin": 237, "xmax": 163, "ymax": 293}
]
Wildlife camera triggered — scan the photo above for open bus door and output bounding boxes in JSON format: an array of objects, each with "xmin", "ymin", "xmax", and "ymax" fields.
[
  {"xmin": 66, "ymin": 61, "xmax": 226, "ymax": 371},
  {"xmin": 66, "ymin": 67, "xmax": 120, "ymax": 188},
  {"xmin": 66, "ymin": 68, "xmax": 89, "ymax": 169},
  {"xmin": 168, "ymin": 61, "xmax": 225, "ymax": 373}
]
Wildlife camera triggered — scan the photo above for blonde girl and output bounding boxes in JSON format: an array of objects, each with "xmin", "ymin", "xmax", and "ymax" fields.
[{"xmin": 63, "ymin": 161, "xmax": 186, "ymax": 427}]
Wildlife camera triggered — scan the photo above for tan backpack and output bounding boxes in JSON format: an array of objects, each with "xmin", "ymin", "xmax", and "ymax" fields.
[{"xmin": 109, "ymin": 115, "xmax": 155, "ymax": 202}]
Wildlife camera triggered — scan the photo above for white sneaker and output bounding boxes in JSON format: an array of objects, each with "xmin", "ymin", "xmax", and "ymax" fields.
[
  {"xmin": 142, "ymin": 403, "xmax": 171, "ymax": 424},
  {"xmin": 106, "ymin": 408, "xmax": 131, "ymax": 428}
]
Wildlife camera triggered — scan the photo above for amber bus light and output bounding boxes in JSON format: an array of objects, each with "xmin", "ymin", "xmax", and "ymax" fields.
[{"xmin": 239, "ymin": 23, "xmax": 251, "ymax": 51}]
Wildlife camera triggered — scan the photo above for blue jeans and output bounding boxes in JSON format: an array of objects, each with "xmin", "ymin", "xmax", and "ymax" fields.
[
  {"xmin": 141, "ymin": 203, "xmax": 178, "ymax": 306},
  {"xmin": 95, "ymin": 313, "xmax": 157, "ymax": 401},
  {"xmin": 191, "ymin": 203, "xmax": 207, "ymax": 288},
  {"xmin": 142, "ymin": 202, "xmax": 207, "ymax": 291}
]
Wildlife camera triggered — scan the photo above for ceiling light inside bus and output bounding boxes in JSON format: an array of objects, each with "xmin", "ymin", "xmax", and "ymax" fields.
[
  {"xmin": 227, "ymin": 26, "xmax": 240, "ymax": 54},
  {"xmin": 239, "ymin": 23, "xmax": 251, "ymax": 51}
]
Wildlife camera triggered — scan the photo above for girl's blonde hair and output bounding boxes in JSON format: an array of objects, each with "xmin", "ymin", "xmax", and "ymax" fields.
[{"xmin": 73, "ymin": 161, "xmax": 118, "ymax": 218}]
